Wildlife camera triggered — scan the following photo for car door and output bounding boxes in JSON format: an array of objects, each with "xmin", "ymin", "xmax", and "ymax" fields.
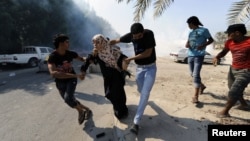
[
  {"xmin": 39, "ymin": 47, "xmax": 53, "ymax": 60},
  {"xmin": 39, "ymin": 47, "xmax": 49, "ymax": 60},
  {"xmin": 203, "ymin": 51, "xmax": 213, "ymax": 63},
  {"xmin": 178, "ymin": 48, "xmax": 188, "ymax": 62}
]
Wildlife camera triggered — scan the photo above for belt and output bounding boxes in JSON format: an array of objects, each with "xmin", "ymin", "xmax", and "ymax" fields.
[{"xmin": 137, "ymin": 62, "xmax": 156, "ymax": 67}]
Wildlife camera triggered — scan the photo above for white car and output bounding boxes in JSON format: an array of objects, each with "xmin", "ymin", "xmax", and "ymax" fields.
[
  {"xmin": 169, "ymin": 48, "xmax": 225, "ymax": 64},
  {"xmin": 0, "ymin": 46, "xmax": 53, "ymax": 67}
]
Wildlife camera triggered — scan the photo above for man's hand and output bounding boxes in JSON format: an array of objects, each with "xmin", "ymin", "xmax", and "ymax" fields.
[
  {"xmin": 78, "ymin": 72, "xmax": 86, "ymax": 80},
  {"xmin": 109, "ymin": 39, "xmax": 119, "ymax": 45},
  {"xmin": 93, "ymin": 48, "xmax": 98, "ymax": 56},
  {"xmin": 212, "ymin": 57, "xmax": 218, "ymax": 67},
  {"xmin": 122, "ymin": 59, "xmax": 130, "ymax": 71}
]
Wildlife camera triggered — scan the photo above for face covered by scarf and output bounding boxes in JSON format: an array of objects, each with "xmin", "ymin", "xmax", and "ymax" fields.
[{"xmin": 92, "ymin": 34, "xmax": 122, "ymax": 70}]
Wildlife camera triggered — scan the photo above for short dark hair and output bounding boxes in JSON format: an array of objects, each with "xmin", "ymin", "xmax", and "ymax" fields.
[
  {"xmin": 187, "ymin": 16, "xmax": 203, "ymax": 26},
  {"xmin": 130, "ymin": 23, "xmax": 144, "ymax": 34},
  {"xmin": 53, "ymin": 34, "xmax": 69, "ymax": 49},
  {"xmin": 225, "ymin": 24, "xmax": 247, "ymax": 35}
]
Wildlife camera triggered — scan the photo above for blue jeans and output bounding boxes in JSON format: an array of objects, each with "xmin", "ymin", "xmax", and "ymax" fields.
[
  {"xmin": 188, "ymin": 56, "xmax": 204, "ymax": 88},
  {"xmin": 133, "ymin": 63, "xmax": 157, "ymax": 125}
]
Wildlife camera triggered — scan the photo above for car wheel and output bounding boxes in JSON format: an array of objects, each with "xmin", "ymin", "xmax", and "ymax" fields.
[
  {"xmin": 28, "ymin": 58, "xmax": 38, "ymax": 67},
  {"xmin": 184, "ymin": 58, "xmax": 188, "ymax": 63}
]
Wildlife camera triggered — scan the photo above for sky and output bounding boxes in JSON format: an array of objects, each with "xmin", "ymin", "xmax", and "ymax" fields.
[{"xmin": 74, "ymin": 0, "xmax": 240, "ymax": 56}]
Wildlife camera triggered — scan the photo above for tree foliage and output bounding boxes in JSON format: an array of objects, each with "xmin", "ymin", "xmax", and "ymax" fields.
[
  {"xmin": 116, "ymin": 0, "xmax": 250, "ymax": 26},
  {"xmin": 116, "ymin": 0, "xmax": 174, "ymax": 22},
  {"xmin": 0, "ymin": 0, "xmax": 119, "ymax": 54},
  {"xmin": 227, "ymin": 0, "xmax": 250, "ymax": 25}
]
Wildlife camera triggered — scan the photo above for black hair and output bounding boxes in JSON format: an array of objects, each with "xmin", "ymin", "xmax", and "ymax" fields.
[
  {"xmin": 130, "ymin": 23, "xmax": 144, "ymax": 34},
  {"xmin": 53, "ymin": 34, "xmax": 69, "ymax": 49},
  {"xmin": 187, "ymin": 16, "xmax": 203, "ymax": 26},
  {"xmin": 225, "ymin": 24, "xmax": 247, "ymax": 35}
]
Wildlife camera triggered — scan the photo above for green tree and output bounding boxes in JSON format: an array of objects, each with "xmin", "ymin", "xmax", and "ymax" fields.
[
  {"xmin": 214, "ymin": 32, "xmax": 227, "ymax": 49},
  {"xmin": 0, "ymin": 0, "xmax": 119, "ymax": 54},
  {"xmin": 227, "ymin": 0, "xmax": 250, "ymax": 25},
  {"xmin": 116, "ymin": 0, "xmax": 174, "ymax": 22},
  {"xmin": 116, "ymin": 0, "xmax": 250, "ymax": 25}
]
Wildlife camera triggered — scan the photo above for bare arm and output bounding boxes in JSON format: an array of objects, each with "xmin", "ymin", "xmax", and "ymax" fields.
[
  {"xmin": 212, "ymin": 47, "xmax": 229, "ymax": 66},
  {"xmin": 197, "ymin": 37, "xmax": 214, "ymax": 50},
  {"xmin": 124, "ymin": 48, "xmax": 153, "ymax": 63},
  {"xmin": 109, "ymin": 39, "xmax": 120, "ymax": 45},
  {"xmin": 75, "ymin": 55, "xmax": 85, "ymax": 62},
  {"xmin": 215, "ymin": 47, "xmax": 229, "ymax": 59},
  {"xmin": 185, "ymin": 41, "xmax": 190, "ymax": 48},
  {"xmin": 47, "ymin": 63, "xmax": 80, "ymax": 79}
]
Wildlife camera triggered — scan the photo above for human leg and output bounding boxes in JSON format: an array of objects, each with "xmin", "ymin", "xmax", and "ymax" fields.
[
  {"xmin": 190, "ymin": 56, "xmax": 204, "ymax": 102},
  {"xmin": 131, "ymin": 64, "xmax": 157, "ymax": 134},
  {"xmin": 65, "ymin": 79, "xmax": 89, "ymax": 109},
  {"xmin": 56, "ymin": 79, "xmax": 90, "ymax": 124},
  {"xmin": 135, "ymin": 67, "xmax": 145, "ymax": 94},
  {"xmin": 199, "ymin": 82, "xmax": 206, "ymax": 94},
  {"xmin": 130, "ymin": 65, "xmax": 157, "ymax": 134},
  {"xmin": 188, "ymin": 56, "xmax": 194, "ymax": 77},
  {"xmin": 192, "ymin": 88, "xmax": 200, "ymax": 103},
  {"xmin": 227, "ymin": 66, "xmax": 249, "ymax": 108},
  {"xmin": 217, "ymin": 69, "xmax": 250, "ymax": 117},
  {"xmin": 105, "ymin": 70, "xmax": 128, "ymax": 119},
  {"xmin": 217, "ymin": 98, "xmax": 236, "ymax": 117},
  {"xmin": 235, "ymin": 96, "xmax": 249, "ymax": 110},
  {"xmin": 111, "ymin": 85, "xmax": 128, "ymax": 119},
  {"xmin": 133, "ymin": 64, "xmax": 157, "ymax": 125}
]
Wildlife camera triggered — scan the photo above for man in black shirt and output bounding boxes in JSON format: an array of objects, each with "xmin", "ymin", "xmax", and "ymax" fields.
[
  {"xmin": 47, "ymin": 34, "xmax": 91, "ymax": 125},
  {"xmin": 110, "ymin": 23, "xmax": 157, "ymax": 135}
]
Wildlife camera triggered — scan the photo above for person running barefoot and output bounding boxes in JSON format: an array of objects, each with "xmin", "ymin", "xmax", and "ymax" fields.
[{"xmin": 213, "ymin": 24, "xmax": 250, "ymax": 118}]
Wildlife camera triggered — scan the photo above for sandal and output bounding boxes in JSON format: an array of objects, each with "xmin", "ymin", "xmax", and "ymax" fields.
[
  {"xmin": 78, "ymin": 111, "xmax": 86, "ymax": 125},
  {"xmin": 84, "ymin": 110, "xmax": 92, "ymax": 120}
]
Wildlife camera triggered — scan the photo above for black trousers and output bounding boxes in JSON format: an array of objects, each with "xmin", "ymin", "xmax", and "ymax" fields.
[
  {"xmin": 104, "ymin": 68, "xmax": 128, "ymax": 119},
  {"xmin": 55, "ymin": 78, "xmax": 78, "ymax": 108}
]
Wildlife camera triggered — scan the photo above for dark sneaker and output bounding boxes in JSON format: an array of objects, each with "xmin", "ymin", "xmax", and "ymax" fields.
[{"xmin": 130, "ymin": 124, "xmax": 139, "ymax": 135}]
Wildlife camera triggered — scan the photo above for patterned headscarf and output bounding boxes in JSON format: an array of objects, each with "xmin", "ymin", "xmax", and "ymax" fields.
[{"xmin": 92, "ymin": 34, "xmax": 121, "ymax": 70}]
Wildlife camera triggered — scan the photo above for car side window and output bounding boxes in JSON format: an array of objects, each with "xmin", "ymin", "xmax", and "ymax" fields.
[
  {"xmin": 40, "ymin": 48, "xmax": 48, "ymax": 53},
  {"xmin": 48, "ymin": 48, "xmax": 54, "ymax": 53},
  {"xmin": 23, "ymin": 48, "xmax": 36, "ymax": 54}
]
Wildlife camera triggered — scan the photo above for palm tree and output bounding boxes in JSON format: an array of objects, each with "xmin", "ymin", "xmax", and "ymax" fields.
[
  {"xmin": 116, "ymin": 0, "xmax": 174, "ymax": 22},
  {"xmin": 227, "ymin": 0, "xmax": 250, "ymax": 25},
  {"xmin": 116, "ymin": 0, "xmax": 250, "ymax": 26}
]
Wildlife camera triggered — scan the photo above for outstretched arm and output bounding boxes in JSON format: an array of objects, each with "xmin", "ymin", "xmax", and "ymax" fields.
[
  {"xmin": 75, "ymin": 55, "xmax": 85, "ymax": 62},
  {"xmin": 109, "ymin": 39, "xmax": 120, "ymax": 45},
  {"xmin": 80, "ymin": 54, "xmax": 95, "ymax": 72},
  {"xmin": 124, "ymin": 48, "xmax": 153, "ymax": 64},
  {"xmin": 212, "ymin": 47, "xmax": 229, "ymax": 66}
]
